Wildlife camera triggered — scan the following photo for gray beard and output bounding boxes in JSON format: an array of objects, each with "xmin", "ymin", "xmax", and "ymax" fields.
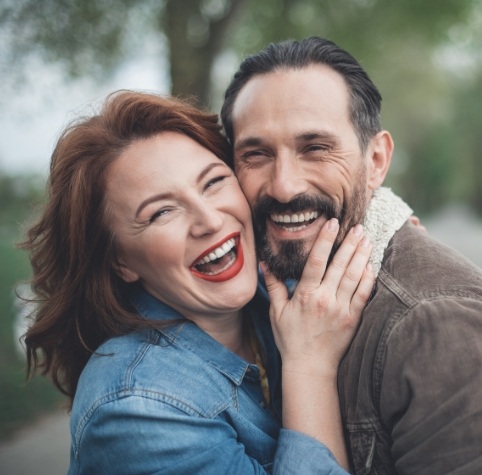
[{"xmin": 255, "ymin": 170, "xmax": 368, "ymax": 282}]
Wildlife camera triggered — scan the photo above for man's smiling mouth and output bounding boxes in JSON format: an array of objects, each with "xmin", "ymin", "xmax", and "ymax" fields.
[
  {"xmin": 270, "ymin": 210, "xmax": 320, "ymax": 232},
  {"xmin": 190, "ymin": 233, "xmax": 244, "ymax": 282}
]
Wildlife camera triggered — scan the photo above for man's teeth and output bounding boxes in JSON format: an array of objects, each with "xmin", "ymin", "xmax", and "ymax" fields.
[
  {"xmin": 271, "ymin": 211, "xmax": 319, "ymax": 224},
  {"xmin": 197, "ymin": 238, "xmax": 236, "ymax": 265}
]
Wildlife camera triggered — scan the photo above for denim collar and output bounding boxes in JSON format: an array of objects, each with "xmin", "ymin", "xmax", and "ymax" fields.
[{"xmin": 129, "ymin": 285, "xmax": 251, "ymax": 386}]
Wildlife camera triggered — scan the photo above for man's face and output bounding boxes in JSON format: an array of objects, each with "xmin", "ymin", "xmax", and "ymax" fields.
[{"xmin": 231, "ymin": 64, "xmax": 372, "ymax": 281}]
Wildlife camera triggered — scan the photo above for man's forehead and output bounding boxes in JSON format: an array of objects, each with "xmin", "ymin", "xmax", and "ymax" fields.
[
  {"xmin": 232, "ymin": 64, "xmax": 347, "ymax": 108},
  {"xmin": 231, "ymin": 65, "xmax": 351, "ymax": 143}
]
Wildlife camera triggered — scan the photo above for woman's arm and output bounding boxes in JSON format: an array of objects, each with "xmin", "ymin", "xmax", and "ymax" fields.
[
  {"xmin": 70, "ymin": 394, "xmax": 350, "ymax": 475},
  {"xmin": 263, "ymin": 218, "xmax": 374, "ymax": 469}
]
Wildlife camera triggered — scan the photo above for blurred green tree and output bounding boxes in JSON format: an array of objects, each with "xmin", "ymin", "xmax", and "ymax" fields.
[
  {"xmin": 0, "ymin": 172, "xmax": 62, "ymax": 441},
  {"xmin": 451, "ymin": 71, "xmax": 482, "ymax": 214},
  {"xmin": 0, "ymin": 0, "xmax": 248, "ymax": 107},
  {"xmin": 0, "ymin": 0, "xmax": 477, "ymax": 106},
  {"xmin": 0, "ymin": 0, "xmax": 481, "ymax": 213}
]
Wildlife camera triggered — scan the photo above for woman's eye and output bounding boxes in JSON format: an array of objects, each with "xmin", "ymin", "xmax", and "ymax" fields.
[
  {"xmin": 205, "ymin": 175, "xmax": 226, "ymax": 189},
  {"xmin": 149, "ymin": 208, "xmax": 170, "ymax": 223}
]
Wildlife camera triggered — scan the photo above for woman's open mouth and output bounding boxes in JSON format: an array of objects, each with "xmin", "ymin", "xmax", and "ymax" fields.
[{"xmin": 190, "ymin": 232, "xmax": 244, "ymax": 282}]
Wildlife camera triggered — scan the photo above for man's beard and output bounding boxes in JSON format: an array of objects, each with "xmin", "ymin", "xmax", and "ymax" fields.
[{"xmin": 253, "ymin": 169, "xmax": 368, "ymax": 282}]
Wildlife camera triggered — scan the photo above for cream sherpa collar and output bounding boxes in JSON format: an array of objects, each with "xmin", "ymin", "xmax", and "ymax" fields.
[{"xmin": 362, "ymin": 187, "xmax": 413, "ymax": 276}]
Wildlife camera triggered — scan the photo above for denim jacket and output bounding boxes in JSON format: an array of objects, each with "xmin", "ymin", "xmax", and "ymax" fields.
[
  {"xmin": 68, "ymin": 286, "xmax": 346, "ymax": 474},
  {"xmin": 338, "ymin": 222, "xmax": 482, "ymax": 474}
]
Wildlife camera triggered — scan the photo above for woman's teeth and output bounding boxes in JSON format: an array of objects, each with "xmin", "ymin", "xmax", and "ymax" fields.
[{"xmin": 195, "ymin": 238, "xmax": 236, "ymax": 266}]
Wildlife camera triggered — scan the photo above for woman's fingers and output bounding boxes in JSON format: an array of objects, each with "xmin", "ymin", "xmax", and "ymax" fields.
[
  {"xmin": 335, "ymin": 235, "xmax": 372, "ymax": 304},
  {"xmin": 350, "ymin": 263, "xmax": 375, "ymax": 315},
  {"xmin": 266, "ymin": 220, "xmax": 376, "ymax": 374},
  {"xmin": 298, "ymin": 218, "xmax": 339, "ymax": 291},
  {"xmin": 296, "ymin": 220, "xmax": 370, "ymax": 299},
  {"xmin": 260, "ymin": 262, "xmax": 288, "ymax": 314},
  {"xmin": 320, "ymin": 224, "xmax": 366, "ymax": 292}
]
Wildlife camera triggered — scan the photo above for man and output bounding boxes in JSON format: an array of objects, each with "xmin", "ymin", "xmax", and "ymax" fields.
[{"xmin": 221, "ymin": 37, "xmax": 482, "ymax": 474}]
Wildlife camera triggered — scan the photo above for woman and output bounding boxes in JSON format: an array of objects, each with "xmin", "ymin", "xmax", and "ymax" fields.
[{"xmin": 22, "ymin": 91, "xmax": 374, "ymax": 474}]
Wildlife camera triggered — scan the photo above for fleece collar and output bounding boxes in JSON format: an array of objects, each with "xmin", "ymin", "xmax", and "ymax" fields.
[{"xmin": 362, "ymin": 187, "xmax": 412, "ymax": 276}]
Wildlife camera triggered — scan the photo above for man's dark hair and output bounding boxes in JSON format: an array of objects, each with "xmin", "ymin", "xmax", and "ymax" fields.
[{"xmin": 221, "ymin": 37, "xmax": 382, "ymax": 152}]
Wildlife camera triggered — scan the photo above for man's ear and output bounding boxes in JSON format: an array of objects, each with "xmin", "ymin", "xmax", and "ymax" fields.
[
  {"xmin": 114, "ymin": 259, "xmax": 139, "ymax": 283},
  {"xmin": 366, "ymin": 130, "xmax": 393, "ymax": 191}
]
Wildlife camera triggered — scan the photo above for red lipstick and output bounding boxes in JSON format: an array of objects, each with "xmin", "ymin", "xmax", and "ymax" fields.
[{"xmin": 190, "ymin": 233, "xmax": 244, "ymax": 283}]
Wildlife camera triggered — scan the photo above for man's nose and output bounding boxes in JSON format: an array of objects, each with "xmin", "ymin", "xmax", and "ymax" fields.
[
  {"xmin": 266, "ymin": 155, "xmax": 309, "ymax": 203},
  {"xmin": 190, "ymin": 200, "xmax": 224, "ymax": 238}
]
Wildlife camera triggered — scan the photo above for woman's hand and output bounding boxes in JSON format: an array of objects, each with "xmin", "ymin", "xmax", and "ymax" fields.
[
  {"xmin": 262, "ymin": 218, "xmax": 374, "ymax": 377},
  {"xmin": 261, "ymin": 218, "xmax": 374, "ymax": 469}
]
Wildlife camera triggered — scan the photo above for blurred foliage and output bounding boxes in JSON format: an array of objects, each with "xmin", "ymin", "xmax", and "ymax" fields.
[
  {"xmin": 0, "ymin": 173, "xmax": 45, "ymax": 237},
  {"xmin": 1, "ymin": 0, "xmax": 481, "ymax": 214},
  {"xmin": 0, "ymin": 173, "xmax": 64, "ymax": 441},
  {"xmin": 0, "ymin": 0, "xmax": 246, "ymax": 107}
]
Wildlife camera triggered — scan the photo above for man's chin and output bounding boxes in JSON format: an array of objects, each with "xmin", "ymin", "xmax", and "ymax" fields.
[{"xmin": 258, "ymin": 238, "xmax": 309, "ymax": 282}]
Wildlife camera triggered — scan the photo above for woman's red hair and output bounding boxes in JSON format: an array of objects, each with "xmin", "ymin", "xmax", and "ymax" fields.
[{"xmin": 21, "ymin": 91, "xmax": 231, "ymax": 406}]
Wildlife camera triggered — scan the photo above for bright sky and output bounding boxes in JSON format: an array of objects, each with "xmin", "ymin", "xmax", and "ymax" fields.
[{"xmin": 0, "ymin": 54, "xmax": 169, "ymax": 176}]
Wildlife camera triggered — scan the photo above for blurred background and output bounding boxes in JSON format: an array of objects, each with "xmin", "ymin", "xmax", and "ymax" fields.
[{"xmin": 0, "ymin": 0, "xmax": 481, "ymax": 472}]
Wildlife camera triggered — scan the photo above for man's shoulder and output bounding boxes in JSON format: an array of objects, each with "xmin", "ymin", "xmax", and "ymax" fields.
[
  {"xmin": 359, "ymin": 221, "xmax": 482, "ymax": 345},
  {"xmin": 381, "ymin": 221, "xmax": 482, "ymax": 298},
  {"xmin": 341, "ymin": 222, "xmax": 482, "ymax": 474}
]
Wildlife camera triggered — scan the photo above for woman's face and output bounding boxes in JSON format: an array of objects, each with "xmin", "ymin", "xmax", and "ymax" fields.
[{"xmin": 106, "ymin": 132, "xmax": 258, "ymax": 325}]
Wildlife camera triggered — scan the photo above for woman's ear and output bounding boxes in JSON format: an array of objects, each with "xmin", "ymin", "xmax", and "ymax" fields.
[
  {"xmin": 114, "ymin": 259, "xmax": 139, "ymax": 283},
  {"xmin": 366, "ymin": 130, "xmax": 393, "ymax": 191}
]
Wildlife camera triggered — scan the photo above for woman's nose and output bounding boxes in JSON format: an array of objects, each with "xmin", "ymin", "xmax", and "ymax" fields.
[{"xmin": 190, "ymin": 201, "xmax": 224, "ymax": 238}]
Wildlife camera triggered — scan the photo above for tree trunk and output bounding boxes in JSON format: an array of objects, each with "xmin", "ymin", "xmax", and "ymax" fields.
[{"xmin": 164, "ymin": 0, "xmax": 247, "ymax": 108}]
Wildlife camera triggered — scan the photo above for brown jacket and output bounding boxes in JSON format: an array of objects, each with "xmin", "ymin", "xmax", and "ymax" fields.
[{"xmin": 339, "ymin": 221, "xmax": 482, "ymax": 474}]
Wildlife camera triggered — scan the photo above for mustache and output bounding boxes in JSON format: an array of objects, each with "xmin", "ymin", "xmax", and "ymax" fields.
[{"xmin": 252, "ymin": 195, "xmax": 339, "ymax": 221}]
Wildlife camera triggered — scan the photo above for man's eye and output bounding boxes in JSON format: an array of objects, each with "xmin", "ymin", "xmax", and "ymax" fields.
[
  {"xmin": 242, "ymin": 150, "xmax": 265, "ymax": 159},
  {"xmin": 305, "ymin": 144, "xmax": 329, "ymax": 153},
  {"xmin": 237, "ymin": 150, "xmax": 270, "ymax": 167}
]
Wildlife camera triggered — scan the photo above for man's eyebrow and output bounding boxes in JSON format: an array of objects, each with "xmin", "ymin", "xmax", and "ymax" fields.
[
  {"xmin": 295, "ymin": 131, "xmax": 337, "ymax": 142},
  {"xmin": 233, "ymin": 137, "xmax": 265, "ymax": 151},
  {"xmin": 234, "ymin": 131, "xmax": 338, "ymax": 151},
  {"xmin": 135, "ymin": 162, "xmax": 226, "ymax": 218}
]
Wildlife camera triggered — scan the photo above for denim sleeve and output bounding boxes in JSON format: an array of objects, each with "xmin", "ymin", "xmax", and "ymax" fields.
[
  {"xmin": 69, "ymin": 396, "xmax": 348, "ymax": 475},
  {"xmin": 275, "ymin": 429, "xmax": 350, "ymax": 474},
  {"xmin": 380, "ymin": 297, "xmax": 482, "ymax": 473}
]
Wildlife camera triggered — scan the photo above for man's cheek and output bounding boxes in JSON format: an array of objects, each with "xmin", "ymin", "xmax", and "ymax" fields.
[{"xmin": 244, "ymin": 188, "xmax": 259, "ymax": 210}]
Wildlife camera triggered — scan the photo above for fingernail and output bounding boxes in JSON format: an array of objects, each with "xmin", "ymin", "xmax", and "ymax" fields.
[
  {"xmin": 361, "ymin": 236, "xmax": 371, "ymax": 247},
  {"xmin": 353, "ymin": 224, "xmax": 364, "ymax": 236},
  {"xmin": 328, "ymin": 218, "xmax": 339, "ymax": 231}
]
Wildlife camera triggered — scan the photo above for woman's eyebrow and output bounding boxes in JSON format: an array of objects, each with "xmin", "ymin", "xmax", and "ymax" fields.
[
  {"xmin": 135, "ymin": 191, "xmax": 172, "ymax": 219},
  {"xmin": 196, "ymin": 162, "xmax": 227, "ymax": 184},
  {"xmin": 135, "ymin": 162, "xmax": 226, "ymax": 218}
]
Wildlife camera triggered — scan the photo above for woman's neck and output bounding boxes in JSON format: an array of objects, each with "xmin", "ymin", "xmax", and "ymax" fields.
[{"xmin": 190, "ymin": 310, "xmax": 254, "ymax": 363}]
